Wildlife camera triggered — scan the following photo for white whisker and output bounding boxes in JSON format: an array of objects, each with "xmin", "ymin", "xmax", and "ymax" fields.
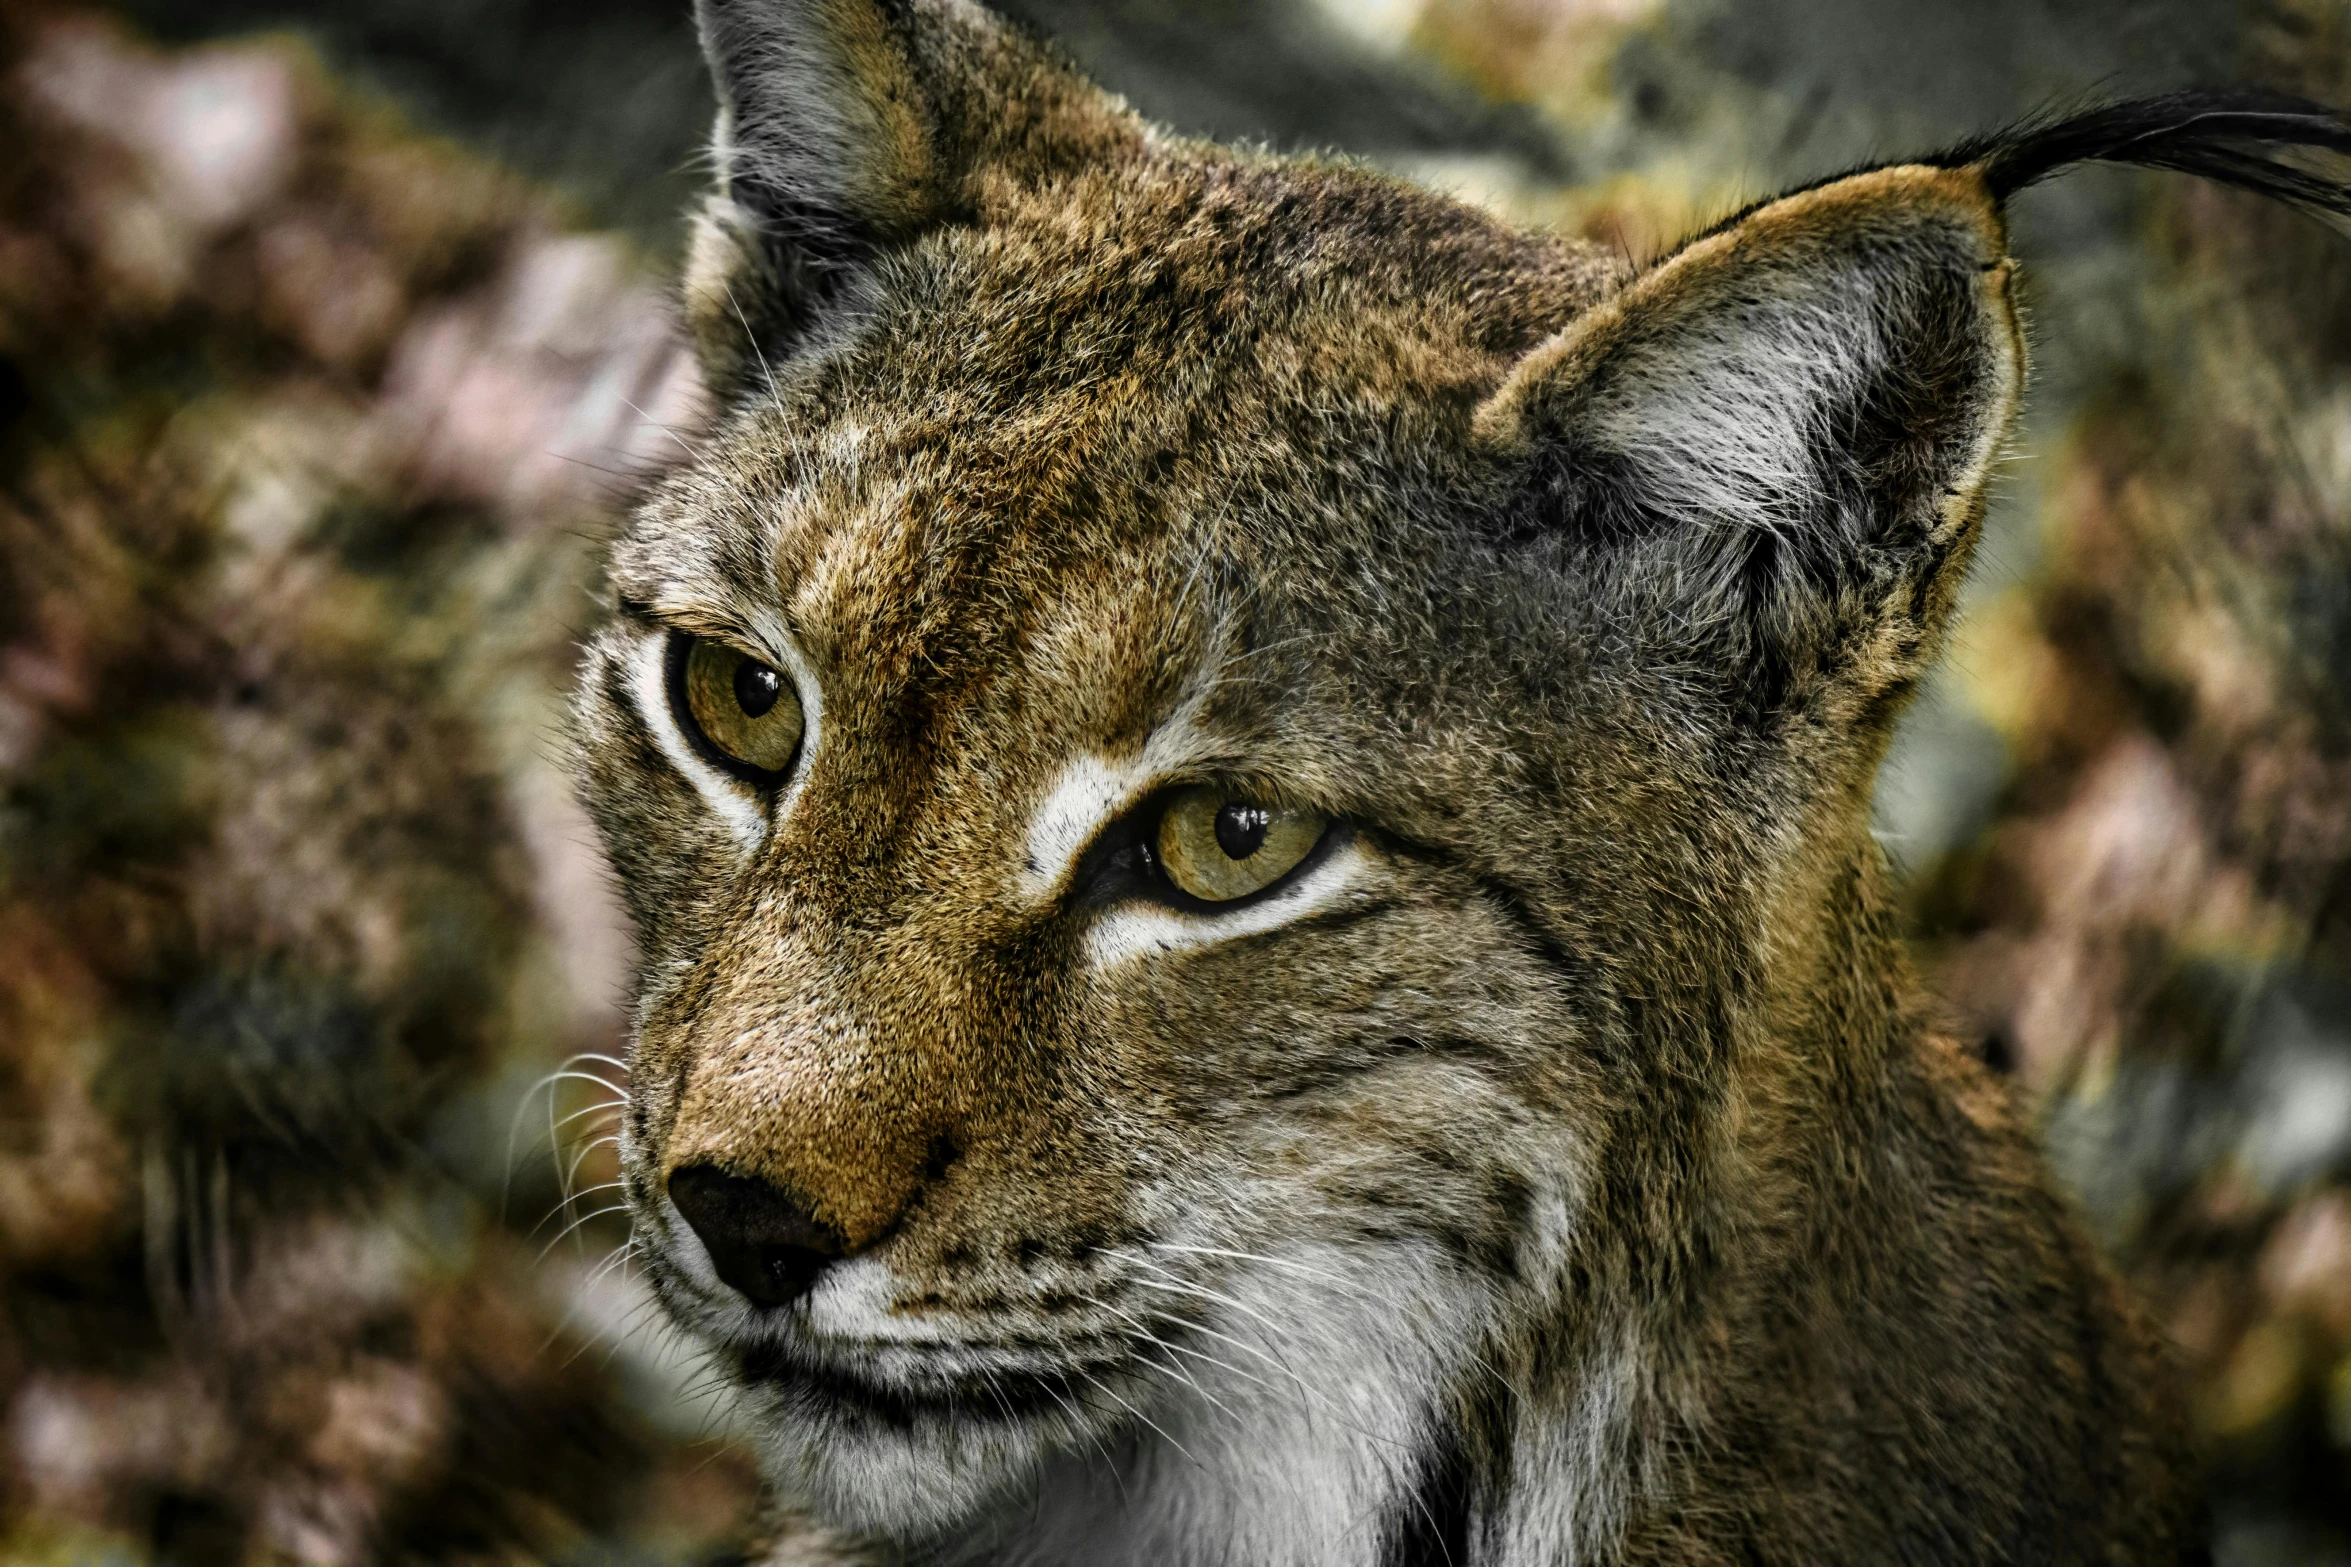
[
  {"xmin": 538, "ymin": 1202, "xmax": 635, "ymax": 1260},
  {"xmin": 1077, "ymin": 1292, "xmax": 1245, "ymax": 1429},
  {"xmin": 1071, "ymin": 1364, "xmax": 1203, "ymax": 1472}
]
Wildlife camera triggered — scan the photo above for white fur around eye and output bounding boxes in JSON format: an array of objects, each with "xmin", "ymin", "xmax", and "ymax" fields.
[
  {"xmin": 631, "ymin": 632, "xmax": 767, "ymax": 847},
  {"xmin": 629, "ymin": 619, "xmax": 825, "ymax": 849},
  {"xmin": 1019, "ymin": 721, "xmax": 1217, "ymax": 903},
  {"xmin": 1022, "ymin": 753, "xmax": 1148, "ymax": 900},
  {"xmin": 1084, "ymin": 837, "xmax": 1368, "ymax": 968}
]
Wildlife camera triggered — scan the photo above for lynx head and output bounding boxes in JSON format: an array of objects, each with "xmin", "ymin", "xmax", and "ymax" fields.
[{"xmin": 570, "ymin": 0, "xmax": 2031, "ymax": 1551}]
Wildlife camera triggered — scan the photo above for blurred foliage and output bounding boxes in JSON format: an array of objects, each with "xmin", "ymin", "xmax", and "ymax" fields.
[
  {"xmin": 0, "ymin": 4, "xmax": 750, "ymax": 1559},
  {"xmin": 5, "ymin": 0, "xmax": 2351, "ymax": 1561}
]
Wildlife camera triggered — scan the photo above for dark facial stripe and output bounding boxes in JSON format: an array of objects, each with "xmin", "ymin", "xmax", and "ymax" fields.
[{"xmin": 1383, "ymin": 1409, "xmax": 1477, "ymax": 1567}]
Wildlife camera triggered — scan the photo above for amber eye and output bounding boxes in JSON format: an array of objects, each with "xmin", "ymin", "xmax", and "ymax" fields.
[
  {"xmin": 1154, "ymin": 786, "xmax": 1327, "ymax": 903},
  {"xmin": 675, "ymin": 636, "xmax": 803, "ymax": 780}
]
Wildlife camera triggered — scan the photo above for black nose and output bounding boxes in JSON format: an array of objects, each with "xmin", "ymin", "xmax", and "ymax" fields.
[{"xmin": 666, "ymin": 1164, "xmax": 844, "ymax": 1308}]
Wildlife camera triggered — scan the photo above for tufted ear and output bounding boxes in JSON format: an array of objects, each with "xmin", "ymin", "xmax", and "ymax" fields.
[
  {"xmin": 687, "ymin": 0, "xmax": 1139, "ymax": 398},
  {"xmin": 1475, "ymin": 166, "xmax": 2023, "ymax": 724},
  {"xmin": 1477, "ymin": 93, "xmax": 2351, "ymax": 728}
]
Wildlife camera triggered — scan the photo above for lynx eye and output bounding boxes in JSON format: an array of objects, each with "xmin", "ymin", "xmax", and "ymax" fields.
[
  {"xmin": 672, "ymin": 635, "xmax": 804, "ymax": 781},
  {"xmin": 1154, "ymin": 786, "xmax": 1326, "ymax": 903}
]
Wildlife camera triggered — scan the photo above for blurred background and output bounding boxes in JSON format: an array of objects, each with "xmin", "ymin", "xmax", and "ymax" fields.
[{"xmin": 3, "ymin": 0, "xmax": 2349, "ymax": 1560}]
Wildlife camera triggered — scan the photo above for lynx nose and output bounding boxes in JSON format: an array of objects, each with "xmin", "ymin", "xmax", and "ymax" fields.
[{"xmin": 666, "ymin": 1163, "xmax": 844, "ymax": 1308}]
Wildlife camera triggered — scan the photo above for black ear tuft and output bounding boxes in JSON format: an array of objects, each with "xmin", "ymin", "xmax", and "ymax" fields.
[{"xmin": 1940, "ymin": 88, "xmax": 2351, "ymax": 225}]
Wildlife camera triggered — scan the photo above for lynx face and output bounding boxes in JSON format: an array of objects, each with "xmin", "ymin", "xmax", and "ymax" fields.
[
  {"xmin": 580, "ymin": 153, "xmax": 1635, "ymax": 1538},
  {"xmin": 574, "ymin": 0, "xmax": 2073, "ymax": 1558}
]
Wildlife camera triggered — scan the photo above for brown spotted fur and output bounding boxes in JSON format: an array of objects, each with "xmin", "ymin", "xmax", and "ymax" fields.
[{"xmin": 572, "ymin": 1, "xmax": 2199, "ymax": 1560}]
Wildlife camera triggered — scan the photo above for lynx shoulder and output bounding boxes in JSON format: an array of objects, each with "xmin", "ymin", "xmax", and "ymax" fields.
[{"xmin": 572, "ymin": 2, "xmax": 2351, "ymax": 1560}]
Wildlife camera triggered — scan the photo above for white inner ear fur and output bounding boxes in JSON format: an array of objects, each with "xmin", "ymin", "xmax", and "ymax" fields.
[
  {"xmin": 628, "ymin": 610, "xmax": 826, "ymax": 849},
  {"xmin": 1585, "ymin": 270, "xmax": 1883, "ymax": 541},
  {"xmin": 699, "ymin": 0, "xmax": 935, "ymax": 235}
]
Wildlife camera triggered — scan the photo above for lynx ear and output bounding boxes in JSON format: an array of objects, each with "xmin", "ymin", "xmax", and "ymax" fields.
[
  {"xmin": 1477, "ymin": 167, "xmax": 2022, "ymax": 720},
  {"xmin": 687, "ymin": 0, "xmax": 1137, "ymax": 397}
]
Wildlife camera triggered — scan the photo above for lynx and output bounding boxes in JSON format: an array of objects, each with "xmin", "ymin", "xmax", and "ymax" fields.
[{"xmin": 570, "ymin": 1, "xmax": 2351, "ymax": 1559}]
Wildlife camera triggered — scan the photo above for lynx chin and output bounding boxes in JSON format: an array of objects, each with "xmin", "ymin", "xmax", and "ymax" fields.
[{"xmin": 570, "ymin": 1, "xmax": 2351, "ymax": 1559}]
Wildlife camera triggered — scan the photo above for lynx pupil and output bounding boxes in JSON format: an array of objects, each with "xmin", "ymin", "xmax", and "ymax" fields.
[
  {"xmin": 1215, "ymin": 802, "xmax": 1271, "ymax": 860},
  {"xmin": 1153, "ymin": 788, "xmax": 1326, "ymax": 902},
  {"xmin": 734, "ymin": 659, "xmax": 783, "ymax": 718}
]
